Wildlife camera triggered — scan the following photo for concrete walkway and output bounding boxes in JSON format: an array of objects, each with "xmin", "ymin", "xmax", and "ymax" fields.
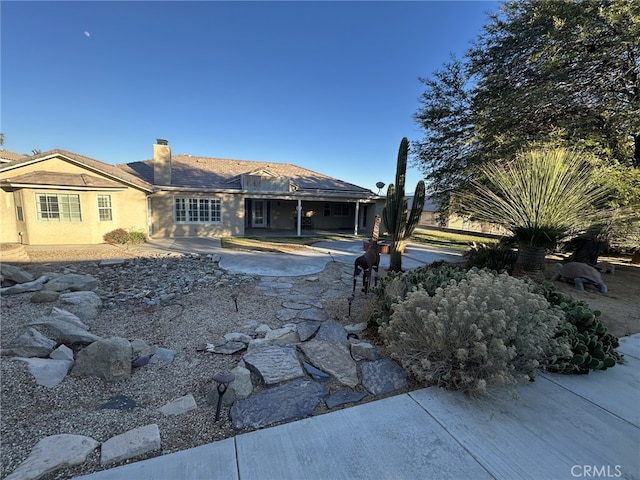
[
  {"xmin": 75, "ymin": 335, "xmax": 640, "ymax": 480},
  {"xmin": 141, "ymin": 237, "xmax": 463, "ymax": 276}
]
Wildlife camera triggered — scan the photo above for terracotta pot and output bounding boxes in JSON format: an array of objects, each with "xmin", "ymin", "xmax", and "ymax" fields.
[{"xmin": 362, "ymin": 239, "xmax": 405, "ymax": 255}]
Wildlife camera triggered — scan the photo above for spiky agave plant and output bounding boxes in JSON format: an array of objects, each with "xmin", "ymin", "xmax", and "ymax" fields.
[
  {"xmin": 459, "ymin": 148, "xmax": 608, "ymax": 281},
  {"xmin": 383, "ymin": 138, "xmax": 426, "ymax": 272}
]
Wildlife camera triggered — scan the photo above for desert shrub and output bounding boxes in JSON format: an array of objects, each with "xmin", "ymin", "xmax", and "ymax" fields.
[
  {"xmin": 379, "ymin": 269, "xmax": 572, "ymax": 396},
  {"xmin": 103, "ymin": 228, "xmax": 129, "ymax": 245},
  {"xmin": 535, "ymin": 283, "xmax": 620, "ymax": 373},
  {"xmin": 126, "ymin": 231, "xmax": 147, "ymax": 244},
  {"xmin": 368, "ymin": 262, "xmax": 467, "ymax": 328},
  {"xmin": 103, "ymin": 228, "xmax": 146, "ymax": 245},
  {"xmin": 464, "ymin": 242, "xmax": 518, "ymax": 274}
]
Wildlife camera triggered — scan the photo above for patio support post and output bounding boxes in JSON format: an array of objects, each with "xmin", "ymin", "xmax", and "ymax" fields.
[
  {"xmin": 354, "ymin": 200, "xmax": 360, "ymax": 236},
  {"xmin": 296, "ymin": 200, "xmax": 302, "ymax": 237}
]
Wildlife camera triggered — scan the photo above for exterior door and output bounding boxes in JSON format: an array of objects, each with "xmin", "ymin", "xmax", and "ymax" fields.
[{"xmin": 252, "ymin": 200, "xmax": 266, "ymax": 227}]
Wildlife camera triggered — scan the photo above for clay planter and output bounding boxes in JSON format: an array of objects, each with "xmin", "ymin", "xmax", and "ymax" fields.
[{"xmin": 363, "ymin": 239, "xmax": 405, "ymax": 255}]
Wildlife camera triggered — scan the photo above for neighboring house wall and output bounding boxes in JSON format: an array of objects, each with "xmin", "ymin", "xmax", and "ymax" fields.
[{"xmin": 0, "ymin": 156, "xmax": 149, "ymax": 245}]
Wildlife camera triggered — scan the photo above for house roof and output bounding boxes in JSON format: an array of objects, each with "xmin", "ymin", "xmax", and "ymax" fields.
[
  {"xmin": 120, "ymin": 155, "xmax": 375, "ymax": 196},
  {"xmin": 1, "ymin": 171, "xmax": 127, "ymax": 190},
  {"xmin": 0, "ymin": 150, "xmax": 28, "ymax": 163},
  {"xmin": 0, "ymin": 149, "xmax": 154, "ymax": 192}
]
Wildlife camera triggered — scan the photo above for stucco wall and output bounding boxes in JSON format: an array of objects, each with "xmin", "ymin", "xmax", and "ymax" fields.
[
  {"xmin": 149, "ymin": 191, "xmax": 244, "ymax": 238},
  {"xmin": 0, "ymin": 190, "xmax": 20, "ymax": 243},
  {"xmin": 0, "ymin": 158, "xmax": 149, "ymax": 245}
]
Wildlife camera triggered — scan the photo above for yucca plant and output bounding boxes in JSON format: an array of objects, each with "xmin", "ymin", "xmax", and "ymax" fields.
[{"xmin": 459, "ymin": 148, "xmax": 608, "ymax": 281}]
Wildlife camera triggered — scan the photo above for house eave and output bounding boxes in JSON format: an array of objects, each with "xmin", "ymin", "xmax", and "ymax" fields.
[
  {"xmin": 0, "ymin": 182, "xmax": 127, "ymax": 192},
  {"xmin": 153, "ymin": 185, "xmax": 377, "ymax": 200}
]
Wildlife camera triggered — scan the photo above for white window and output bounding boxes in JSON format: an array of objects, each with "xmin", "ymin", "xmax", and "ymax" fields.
[
  {"xmin": 174, "ymin": 197, "xmax": 221, "ymax": 223},
  {"xmin": 97, "ymin": 194, "xmax": 113, "ymax": 221},
  {"xmin": 35, "ymin": 193, "xmax": 81, "ymax": 221}
]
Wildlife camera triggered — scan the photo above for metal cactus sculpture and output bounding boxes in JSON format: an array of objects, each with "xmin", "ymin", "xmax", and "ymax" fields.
[{"xmin": 382, "ymin": 137, "xmax": 426, "ymax": 272}]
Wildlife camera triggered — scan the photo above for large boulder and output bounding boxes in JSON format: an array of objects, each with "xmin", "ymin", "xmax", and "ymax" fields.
[
  {"xmin": 1, "ymin": 264, "xmax": 34, "ymax": 284},
  {"xmin": 5, "ymin": 328, "xmax": 57, "ymax": 358},
  {"xmin": 44, "ymin": 274, "xmax": 100, "ymax": 292},
  {"xmin": 72, "ymin": 337, "xmax": 132, "ymax": 382}
]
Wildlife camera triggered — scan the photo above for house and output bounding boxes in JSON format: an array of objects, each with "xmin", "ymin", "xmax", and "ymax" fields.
[{"xmin": 0, "ymin": 140, "xmax": 383, "ymax": 245}]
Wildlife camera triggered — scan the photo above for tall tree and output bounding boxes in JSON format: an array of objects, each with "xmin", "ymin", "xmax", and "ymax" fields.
[{"xmin": 413, "ymin": 0, "xmax": 640, "ymax": 210}]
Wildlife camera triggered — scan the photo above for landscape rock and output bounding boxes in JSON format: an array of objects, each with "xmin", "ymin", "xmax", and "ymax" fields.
[
  {"xmin": 303, "ymin": 361, "xmax": 331, "ymax": 382},
  {"xmin": 72, "ymin": 337, "xmax": 132, "ymax": 382},
  {"xmin": 6, "ymin": 328, "xmax": 56, "ymax": 358},
  {"xmin": 159, "ymin": 394, "xmax": 197, "ymax": 416},
  {"xmin": 295, "ymin": 320, "xmax": 321, "ymax": 342},
  {"xmin": 29, "ymin": 317, "xmax": 101, "ymax": 346},
  {"xmin": 15, "ymin": 357, "xmax": 74, "ymax": 388},
  {"xmin": 49, "ymin": 307, "xmax": 90, "ymax": 330},
  {"xmin": 224, "ymin": 332, "xmax": 253, "ymax": 344},
  {"xmin": 264, "ymin": 325, "xmax": 299, "ymax": 345},
  {"xmin": 301, "ymin": 339, "xmax": 359, "ymax": 387},
  {"xmin": 1, "ymin": 276, "xmax": 48, "ymax": 295},
  {"xmin": 1, "ymin": 263, "xmax": 35, "ymax": 284},
  {"xmin": 29, "ymin": 290, "xmax": 60, "ymax": 303},
  {"xmin": 44, "ymin": 273, "xmax": 100, "ymax": 292},
  {"xmin": 99, "ymin": 395, "xmax": 141, "ymax": 410},
  {"xmin": 361, "ymin": 358, "xmax": 409, "ymax": 395},
  {"xmin": 148, "ymin": 347, "xmax": 175, "ymax": 365},
  {"xmin": 230, "ymin": 378, "xmax": 328, "ymax": 430},
  {"xmin": 206, "ymin": 341, "xmax": 247, "ymax": 355},
  {"xmin": 49, "ymin": 344, "xmax": 74, "ymax": 362},
  {"xmin": 59, "ymin": 291, "xmax": 102, "ymax": 320},
  {"xmin": 243, "ymin": 344, "xmax": 304, "ymax": 385},
  {"xmin": 4, "ymin": 434, "xmax": 99, "ymax": 480},
  {"xmin": 350, "ymin": 340, "xmax": 380, "ymax": 361},
  {"xmin": 297, "ymin": 307, "xmax": 330, "ymax": 322},
  {"xmin": 229, "ymin": 365, "xmax": 253, "ymax": 399},
  {"xmin": 326, "ymin": 389, "xmax": 368, "ymax": 409},
  {"xmin": 100, "ymin": 424, "xmax": 161, "ymax": 466},
  {"xmin": 315, "ymin": 321, "xmax": 349, "ymax": 346}
]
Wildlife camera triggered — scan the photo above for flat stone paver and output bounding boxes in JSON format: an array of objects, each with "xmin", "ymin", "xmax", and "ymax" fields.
[{"xmin": 230, "ymin": 379, "xmax": 328, "ymax": 430}]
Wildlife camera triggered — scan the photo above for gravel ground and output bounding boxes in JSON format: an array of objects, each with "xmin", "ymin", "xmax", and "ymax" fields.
[{"xmin": 0, "ymin": 245, "xmax": 382, "ymax": 480}]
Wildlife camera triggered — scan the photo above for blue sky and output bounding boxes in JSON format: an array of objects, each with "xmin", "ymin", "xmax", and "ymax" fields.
[{"xmin": 1, "ymin": 1, "xmax": 500, "ymax": 194}]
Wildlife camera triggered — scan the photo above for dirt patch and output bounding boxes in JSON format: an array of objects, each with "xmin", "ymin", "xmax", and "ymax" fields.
[{"xmin": 544, "ymin": 256, "xmax": 640, "ymax": 338}]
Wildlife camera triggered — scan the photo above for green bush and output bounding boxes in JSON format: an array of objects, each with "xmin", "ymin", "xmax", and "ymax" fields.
[
  {"xmin": 464, "ymin": 242, "xmax": 518, "ymax": 274},
  {"xmin": 535, "ymin": 283, "xmax": 620, "ymax": 373},
  {"xmin": 126, "ymin": 231, "xmax": 147, "ymax": 244},
  {"xmin": 103, "ymin": 228, "xmax": 146, "ymax": 245},
  {"xmin": 379, "ymin": 269, "xmax": 572, "ymax": 396},
  {"xmin": 368, "ymin": 262, "xmax": 467, "ymax": 328}
]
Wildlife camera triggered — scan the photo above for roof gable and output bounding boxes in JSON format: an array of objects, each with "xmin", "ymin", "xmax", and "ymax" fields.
[{"xmin": 0, "ymin": 149, "xmax": 153, "ymax": 192}]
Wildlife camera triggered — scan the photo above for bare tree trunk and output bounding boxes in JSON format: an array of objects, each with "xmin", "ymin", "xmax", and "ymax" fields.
[{"xmin": 513, "ymin": 245, "xmax": 547, "ymax": 282}]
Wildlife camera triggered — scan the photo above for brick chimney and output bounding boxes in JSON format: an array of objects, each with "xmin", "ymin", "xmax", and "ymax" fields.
[{"xmin": 153, "ymin": 139, "xmax": 171, "ymax": 186}]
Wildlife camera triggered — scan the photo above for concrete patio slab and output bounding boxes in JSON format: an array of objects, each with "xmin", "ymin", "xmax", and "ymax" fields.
[
  {"xmin": 74, "ymin": 438, "xmax": 237, "ymax": 480},
  {"xmin": 410, "ymin": 377, "xmax": 640, "ymax": 480},
  {"xmin": 235, "ymin": 393, "xmax": 493, "ymax": 480},
  {"xmin": 541, "ymin": 353, "xmax": 640, "ymax": 427}
]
